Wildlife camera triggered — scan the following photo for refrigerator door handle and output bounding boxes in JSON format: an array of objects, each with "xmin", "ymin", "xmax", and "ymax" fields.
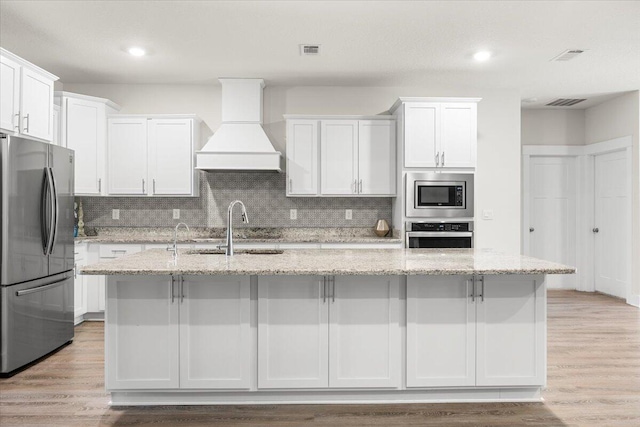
[
  {"xmin": 47, "ymin": 167, "xmax": 59, "ymax": 255},
  {"xmin": 40, "ymin": 168, "xmax": 49, "ymax": 255}
]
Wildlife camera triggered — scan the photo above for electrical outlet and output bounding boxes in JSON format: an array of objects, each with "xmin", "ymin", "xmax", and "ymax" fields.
[
  {"xmin": 345, "ymin": 209, "xmax": 353, "ymax": 220},
  {"xmin": 290, "ymin": 209, "xmax": 297, "ymax": 220},
  {"xmin": 112, "ymin": 209, "xmax": 120, "ymax": 220},
  {"xmin": 173, "ymin": 209, "xmax": 180, "ymax": 219},
  {"xmin": 482, "ymin": 209, "xmax": 494, "ymax": 220}
]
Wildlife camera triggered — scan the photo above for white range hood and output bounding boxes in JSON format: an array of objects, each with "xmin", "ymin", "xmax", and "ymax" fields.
[{"xmin": 196, "ymin": 78, "xmax": 282, "ymax": 172}]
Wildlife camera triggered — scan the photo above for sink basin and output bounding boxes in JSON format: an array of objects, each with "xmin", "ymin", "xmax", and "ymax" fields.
[{"xmin": 185, "ymin": 249, "xmax": 284, "ymax": 255}]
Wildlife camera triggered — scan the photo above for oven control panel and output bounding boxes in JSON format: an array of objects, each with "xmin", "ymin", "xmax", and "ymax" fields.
[{"xmin": 409, "ymin": 222, "xmax": 471, "ymax": 232}]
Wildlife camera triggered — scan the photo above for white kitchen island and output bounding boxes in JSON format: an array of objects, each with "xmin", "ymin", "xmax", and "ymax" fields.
[{"xmin": 81, "ymin": 248, "xmax": 574, "ymax": 406}]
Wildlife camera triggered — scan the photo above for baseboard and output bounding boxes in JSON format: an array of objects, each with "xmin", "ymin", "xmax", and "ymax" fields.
[{"xmin": 627, "ymin": 294, "xmax": 640, "ymax": 308}]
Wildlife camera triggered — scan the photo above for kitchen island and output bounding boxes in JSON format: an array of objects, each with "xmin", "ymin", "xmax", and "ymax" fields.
[{"xmin": 82, "ymin": 248, "xmax": 574, "ymax": 406}]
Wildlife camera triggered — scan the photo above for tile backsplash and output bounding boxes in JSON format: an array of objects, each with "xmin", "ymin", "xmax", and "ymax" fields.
[{"xmin": 78, "ymin": 172, "xmax": 392, "ymax": 230}]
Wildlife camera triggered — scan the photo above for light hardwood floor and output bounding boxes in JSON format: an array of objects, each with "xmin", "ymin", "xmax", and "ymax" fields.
[{"xmin": 1, "ymin": 290, "xmax": 639, "ymax": 426}]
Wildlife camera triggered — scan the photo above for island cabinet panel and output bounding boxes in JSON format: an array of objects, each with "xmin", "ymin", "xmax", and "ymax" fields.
[
  {"xmin": 179, "ymin": 276, "xmax": 251, "ymax": 389},
  {"xmin": 407, "ymin": 274, "xmax": 545, "ymax": 388},
  {"xmin": 106, "ymin": 276, "xmax": 179, "ymax": 390},
  {"xmin": 258, "ymin": 276, "xmax": 329, "ymax": 389},
  {"xmin": 406, "ymin": 276, "xmax": 476, "ymax": 387},
  {"xmin": 329, "ymin": 276, "xmax": 400, "ymax": 388},
  {"xmin": 476, "ymin": 275, "xmax": 546, "ymax": 387}
]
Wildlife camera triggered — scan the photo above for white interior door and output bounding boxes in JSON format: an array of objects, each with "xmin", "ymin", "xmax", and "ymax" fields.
[
  {"xmin": 594, "ymin": 150, "xmax": 629, "ymax": 299},
  {"xmin": 528, "ymin": 156, "xmax": 577, "ymax": 289}
]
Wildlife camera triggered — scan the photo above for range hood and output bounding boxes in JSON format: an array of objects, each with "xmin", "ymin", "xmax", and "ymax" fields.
[{"xmin": 196, "ymin": 78, "xmax": 282, "ymax": 172}]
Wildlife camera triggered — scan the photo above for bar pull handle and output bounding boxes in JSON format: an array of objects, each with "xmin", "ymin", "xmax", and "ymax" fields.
[
  {"xmin": 24, "ymin": 113, "xmax": 30, "ymax": 133},
  {"xmin": 359, "ymin": 179, "xmax": 362, "ymax": 193},
  {"xmin": 435, "ymin": 152, "xmax": 440, "ymax": 167},
  {"xmin": 180, "ymin": 276, "xmax": 185, "ymax": 303},
  {"xmin": 98, "ymin": 178, "xmax": 102, "ymax": 193},
  {"xmin": 289, "ymin": 178, "xmax": 292, "ymax": 193},
  {"xmin": 441, "ymin": 151, "xmax": 445, "ymax": 166},
  {"xmin": 142, "ymin": 179, "xmax": 146, "ymax": 194},
  {"xmin": 322, "ymin": 277, "xmax": 326, "ymax": 303},
  {"xmin": 171, "ymin": 276, "xmax": 175, "ymax": 304},
  {"xmin": 469, "ymin": 277, "xmax": 475, "ymax": 302},
  {"xmin": 153, "ymin": 179, "xmax": 156, "ymax": 194},
  {"xmin": 16, "ymin": 278, "xmax": 68, "ymax": 296},
  {"xmin": 479, "ymin": 276, "xmax": 485, "ymax": 302},
  {"xmin": 331, "ymin": 276, "xmax": 336, "ymax": 303},
  {"xmin": 14, "ymin": 112, "xmax": 20, "ymax": 130}
]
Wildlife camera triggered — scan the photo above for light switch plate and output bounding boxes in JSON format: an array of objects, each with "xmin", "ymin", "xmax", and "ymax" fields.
[
  {"xmin": 112, "ymin": 209, "xmax": 120, "ymax": 220},
  {"xmin": 345, "ymin": 209, "xmax": 353, "ymax": 220},
  {"xmin": 290, "ymin": 209, "xmax": 297, "ymax": 220},
  {"xmin": 482, "ymin": 209, "xmax": 494, "ymax": 220},
  {"xmin": 173, "ymin": 209, "xmax": 180, "ymax": 219}
]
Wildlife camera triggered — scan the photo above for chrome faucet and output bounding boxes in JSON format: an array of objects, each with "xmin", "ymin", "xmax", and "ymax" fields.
[
  {"xmin": 218, "ymin": 200, "xmax": 249, "ymax": 256},
  {"xmin": 168, "ymin": 222, "xmax": 190, "ymax": 261}
]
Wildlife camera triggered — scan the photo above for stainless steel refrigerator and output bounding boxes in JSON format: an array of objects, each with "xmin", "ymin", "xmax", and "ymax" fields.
[{"xmin": 1, "ymin": 134, "xmax": 75, "ymax": 374}]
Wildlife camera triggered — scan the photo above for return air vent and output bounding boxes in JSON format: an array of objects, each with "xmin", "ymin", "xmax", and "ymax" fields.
[
  {"xmin": 300, "ymin": 44, "xmax": 321, "ymax": 55},
  {"xmin": 546, "ymin": 98, "xmax": 587, "ymax": 107},
  {"xmin": 551, "ymin": 49, "xmax": 585, "ymax": 61}
]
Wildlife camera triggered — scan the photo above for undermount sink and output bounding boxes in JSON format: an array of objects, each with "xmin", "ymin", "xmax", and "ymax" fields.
[{"xmin": 185, "ymin": 249, "xmax": 284, "ymax": 255}]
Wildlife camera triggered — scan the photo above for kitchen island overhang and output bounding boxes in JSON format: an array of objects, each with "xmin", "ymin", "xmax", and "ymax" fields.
[{"xmin": 81, "ymin": 249, "xmax": 574, "ymax": 406}]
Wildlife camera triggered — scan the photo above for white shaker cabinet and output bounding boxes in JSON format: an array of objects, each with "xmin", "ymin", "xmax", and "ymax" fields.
[
  {"xmin": 257, "ymin": 275, "xmax": 400, "ymax": 389},
  {"xmin": 407, "ymin": 274, "xmax": 545, "ymax": 388},
  {"xmin": 357, "ymin": 120, "xmax": 395, "ymax": 195},
  {"xmin": 321, "ymin": 120, "xmax": 359, "ymax": 195},
  {"xmin": 108, "ymin": 117, "xmax": 148, "ymax": 195},
  {"xmin": 105, "ymin": 275, "xmax": 251, "ymax": 391},
  {"xmin": 286, "ymin": 120, "xmax": 319, "ymax": 196},
  {"xmin": 107, "ymin": 115, "xmax": 201, "ymax": 197},
  {"xmin": 73, "ymin": 245, "xmax": 88, "ymax": 324},
  {"xmin": 1, "ymin": 48, "xmax": 58, "ymax": 142},
  {"xmin": 57, "ymin": 92, "xmax": 121, "ymax": 195},
  {"xmin": 392, "ymin": 98, "xmax": 479, "ymax": 170}
]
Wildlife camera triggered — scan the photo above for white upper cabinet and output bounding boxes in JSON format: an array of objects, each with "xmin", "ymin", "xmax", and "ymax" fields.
[
  {"xmin": 108, "ymin": 117, "xmax": 148, "ymax": 195},
  {"xmin": 393, "ymin": 98, "xmax": 479, "ymax": 169},
  {"xmin": 1, "ymin": 48, "xmax": 58, "ymax": 142},
  {"xmin": 57, "ymin": 92, "xmax": 121, "ymax": 195},
  {"xmin": 321, "ymin": 120, "xmax": 359, "ymax": 195},
  {"xmin": 107, "ymin": 115, "xmax": 201, "ymax": 197},
  {"xmin": 357, "ymin": 120, "xmax": 396, "ymax": 195},
  {"xmin": 285, "ymin": 116, "xmax": 396, "ymax": 197},
  {"xmin": 286, "ymin": 120, "xmax": 319, "ymax": 196}
]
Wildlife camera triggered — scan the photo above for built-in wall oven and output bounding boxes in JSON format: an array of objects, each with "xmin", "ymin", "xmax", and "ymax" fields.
[
  {"xmin": 406, "ymin": 221, "xmax": 474, "ymax": 248},
  {"xmin": 406, "ymin": 172, "xmax": 474, "ymax": 218}
]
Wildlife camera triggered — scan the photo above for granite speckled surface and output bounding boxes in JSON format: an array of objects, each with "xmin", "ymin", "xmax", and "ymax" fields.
[
  {"xmin": 81, "ymin": 248, "xmax": 576, "ymax": 276},
  {"xmin": 75, "ymin": 227, "xmax": 402, "ymax": 244}
]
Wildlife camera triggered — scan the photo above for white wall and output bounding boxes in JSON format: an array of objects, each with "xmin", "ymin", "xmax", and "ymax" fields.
[
  {"xmin": 521, "ymin": 109, "xmax": 585, "ymax": 146},
  {"xmin": 63, "ymin": 83, "xmax": 522, "ymax": 253},
  {"xmin": 585, "ymin": 91, "xmax": 640, "ymax": 301}
]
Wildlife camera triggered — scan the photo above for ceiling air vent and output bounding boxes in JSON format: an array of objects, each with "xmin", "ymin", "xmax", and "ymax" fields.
[
  {"xmin": 300, "ymin": 44, "xmax": 321, "ymax": 56},
  {"xmin": 551, "ymin": 49, "xmax": 585, "ymax": 61},
  {"xmin": 546, "ymin": 98, "xmax": 587, "ymax": 107}
]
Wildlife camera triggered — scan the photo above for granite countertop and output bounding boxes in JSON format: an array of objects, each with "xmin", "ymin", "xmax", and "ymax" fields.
[
  {"xmin": 74, "ymin": 227, "xmax": 403, "ymax": 245},
  {"xmin": 81, "ymin": 248, "xmax": 575, "ymax": 276}
]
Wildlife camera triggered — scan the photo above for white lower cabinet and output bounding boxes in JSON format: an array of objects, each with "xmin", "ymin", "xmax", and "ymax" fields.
[
  {"xmin": 257, "ymin": 275, "xmax": 400, "ymax": 389},
  {"xmin": 106, "ymin": 275, "xmax": 251, "ymax": 390},
  {"xmin": 73, "ymin": 245, "xmax": 88, "ymax": 324},
  {"xmin": 407, "ymin": 274, "xmax": 545, "ymax": 388}
]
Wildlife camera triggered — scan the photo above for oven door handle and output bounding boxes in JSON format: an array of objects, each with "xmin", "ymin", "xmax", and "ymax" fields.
[{"xmin": 406, "ymin": 232, "xmax": 473, "ymax": 238}]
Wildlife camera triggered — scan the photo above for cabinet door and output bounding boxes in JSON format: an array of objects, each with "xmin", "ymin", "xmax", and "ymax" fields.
[
  {"xmin": 105, "ymin": 276, "xmax": 179, "ymax": 390},
  {"xmin": 73, "ymin": 258, "xmax": 87, "ymax": 322},
  {"xmin": 180, "ymin": 276, "xmax": 251, "ymax": 389},
  {"xmin": 406, "ymin": 276, "xmax": 475, "ymax": 387},
  {"xmin": 148, "ymin": 118, "xmax": 193, "ymax": 195},
  {"xmin": 258, "ymin": 276, "xmax": 328, "ymax": 388},
  {"xmin": 286, "ymin": 120, "xmax": 319, "ymax": 196},
  {"xmin": 20, "ymin": 67, "xmax": 54, "ymax": 141},
  {"xmin": 0, "ymin": 55, "xmax": 20, "ymax": 133},
  {"xmin": 65, "ymin": 98, "xmax": 105, "ymax": 195},
  {"xmin": 52, "ymin": 104, "xmax": 60, "ymax": 146},
  {"xmin": 108, "ymin": 118, "xmax": 148, "ymax": 195},
  {"xmin": 321, "ymin": 120, "xmax": 358, "ymax": 195},
  {"xmin": 358, "ymin": 120, "xmax": 395, "ymax": 195},
  {"xmin": 329, "ymin": 276, "xmax": 400, "ymax": 388},
  {"xmin": 404, "ymin": 103, "xmax": 439, "ymax": 168},
  {"xmin": 440, "ymin": 103, "xmax": 477, "ymax": 168},
  {"xmin": 476, "ymin": 275, "xmax": 546, "ymax": 386}
]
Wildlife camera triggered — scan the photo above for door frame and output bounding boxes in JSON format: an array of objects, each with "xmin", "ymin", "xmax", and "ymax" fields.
[{"xmin": 522, "ymin": 136, "xmax": 633, "ymax": 304}]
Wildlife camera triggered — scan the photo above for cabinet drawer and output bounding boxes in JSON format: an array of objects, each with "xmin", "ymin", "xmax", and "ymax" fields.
[{"xmin": 99, "ymin": 244, "xmax": 143, "ymax": 259}]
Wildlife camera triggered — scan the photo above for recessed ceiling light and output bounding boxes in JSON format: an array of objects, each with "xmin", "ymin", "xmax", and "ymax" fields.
[
  {"xmin": 128, "ymin": 47, "xmax": 146, "ymax": 57},
  {"xmin": 473, "ymin": 51, "xmax": 492, "ymax": 61}
]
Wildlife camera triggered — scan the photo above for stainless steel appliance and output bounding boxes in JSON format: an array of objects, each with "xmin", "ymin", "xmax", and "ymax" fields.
[
  {"xmin": 406, "ymin": 221, "xmax": 474, "ymax": 248},
  {"xmin": 1, "ymin": 134, "xmax": 75, "ymax": 374},
  {"xmin": 406, "ymin": 172, "xmax": 474, "ymax": 218}
]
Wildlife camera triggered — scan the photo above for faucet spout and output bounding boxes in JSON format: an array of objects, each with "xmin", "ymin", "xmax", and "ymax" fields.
[
  {"xmin": 168, "ymin": 222, "xmax": 190, "ymax": 261},
  {"xmin": 222, "ymin": 200, "xmax": 248, "ymax": 256}
]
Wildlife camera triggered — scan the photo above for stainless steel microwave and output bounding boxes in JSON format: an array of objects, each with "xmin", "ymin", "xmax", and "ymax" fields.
[{"xmin": 406, "ymin": 172, "xmax": 474, "ymax": 218}]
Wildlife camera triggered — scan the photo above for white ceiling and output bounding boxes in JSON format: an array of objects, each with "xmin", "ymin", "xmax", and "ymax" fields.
[{"xmin": 1, "ymin": 0, "xmax": 639, "ymax": 109}]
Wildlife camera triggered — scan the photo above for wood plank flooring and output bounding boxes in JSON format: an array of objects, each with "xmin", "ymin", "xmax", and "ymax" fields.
[{"xmin": 1, "ymin": 290, "xmax": 639, "ymax": 426}]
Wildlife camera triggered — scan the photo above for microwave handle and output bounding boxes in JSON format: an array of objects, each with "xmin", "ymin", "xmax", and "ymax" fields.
[{"xmin": 407, "ymin": 231, "xmax": 473, "ymax": 238}]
